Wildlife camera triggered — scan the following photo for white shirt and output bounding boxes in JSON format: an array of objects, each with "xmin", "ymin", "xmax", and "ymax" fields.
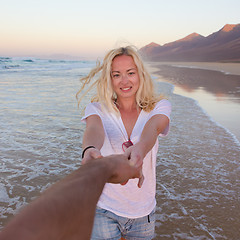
[{"xmin": 81, "ymin": 99, "xmax": 171, "ymax": 218}]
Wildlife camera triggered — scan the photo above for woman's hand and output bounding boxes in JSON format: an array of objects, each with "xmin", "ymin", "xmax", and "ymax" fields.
[
  {"xmin": 125, "ymin": 143, "xmax": 145, "ymax": 168},
  {"xmin": 123, "ymin": 143, "xmax": 145, "ymax": 188},
  {"xmin": 82, "ymin": 148, "xmax": 102, "ymax": 164}
]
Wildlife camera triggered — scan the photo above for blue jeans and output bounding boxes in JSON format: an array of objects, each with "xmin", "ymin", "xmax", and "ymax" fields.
[{"xmin": 91, "ymin": 207, "xmax": 155, "ymax": 240}]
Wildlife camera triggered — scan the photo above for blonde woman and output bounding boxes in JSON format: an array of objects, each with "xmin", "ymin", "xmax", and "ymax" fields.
[{"xmin": 77, "ymin": 46, "xmax": 171, "ymax": 240}]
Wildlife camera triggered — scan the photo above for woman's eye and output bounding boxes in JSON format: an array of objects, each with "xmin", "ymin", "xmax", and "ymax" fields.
[
  {"xmin": 129, "ymin": 72, "xmax": 135, "ymax": 76},
  {"xmin": 113, "ymin": 74, "xmax": 120, "ymax": 78}
]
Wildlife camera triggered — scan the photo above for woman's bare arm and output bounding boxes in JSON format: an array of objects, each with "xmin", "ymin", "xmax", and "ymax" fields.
[
  {"xmin": 125, "ymin": 114, "xmax": 169, "ymax": 187},
  {"xmin": 82, "ymin": 115, "xmax": 105, "ymax": 163}
]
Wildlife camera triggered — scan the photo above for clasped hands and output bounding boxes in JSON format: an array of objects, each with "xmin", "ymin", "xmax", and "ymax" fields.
[{"xmin": 82, "ymin": 144, "xmax": 145, "ymax": 188}]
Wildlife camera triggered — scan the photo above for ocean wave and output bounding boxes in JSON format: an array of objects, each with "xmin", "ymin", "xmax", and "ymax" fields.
[
  {"xmin": 0, "ymin": 57, "xmax": 12, "ymax": 62},
  {"xmin": 2, "ymin": 65, "xmax": 20, "ymax": 69},
  {"xmin": 23, "ymin": 59, "xmax": 34, "ymax": 63},
  {"xmin": 0, "ymin": 57, "xmax": 95, "ymax": 75}
]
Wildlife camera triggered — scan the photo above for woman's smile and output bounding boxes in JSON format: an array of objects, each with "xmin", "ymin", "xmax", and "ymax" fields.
[
  {"xmin": 111, "ymin": 55, "xmax": 140, "ymax": 100},
  {"xmin": 121, "ymin": 86, "xmax": 132, "ymax": 91}
]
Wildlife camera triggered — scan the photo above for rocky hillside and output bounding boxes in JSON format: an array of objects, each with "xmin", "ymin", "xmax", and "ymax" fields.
[{"xmin": 139, "ymin": 24, "xmax": 240, "ymax": 62}]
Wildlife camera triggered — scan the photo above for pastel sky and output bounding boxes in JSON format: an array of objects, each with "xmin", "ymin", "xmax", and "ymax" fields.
[{"xmin": 1, "ymin": 0, "xmax": 239, "ymax": 59}]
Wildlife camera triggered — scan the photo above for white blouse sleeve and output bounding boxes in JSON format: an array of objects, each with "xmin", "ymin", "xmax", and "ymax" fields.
[
  {"xmin": 81, "ymin": 102, "xmax": 101, "ymax": 123},
  {"xmin": 148, "ymin": 99, "xmax": 172, "ymax": 136}
]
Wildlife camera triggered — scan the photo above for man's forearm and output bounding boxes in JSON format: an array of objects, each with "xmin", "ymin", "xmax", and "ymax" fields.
[
  {"xmin": 0, "ymin": 154, "xmax": 140, "ymax": 240},
  {"xmin": 0, "ymin": 160, "xmax": 111, "ymax": 240}
]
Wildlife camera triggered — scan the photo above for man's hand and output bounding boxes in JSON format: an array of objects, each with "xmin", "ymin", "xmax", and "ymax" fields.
[{"xmin": 95, "ymin": 154, "xmax": 142, "ymax": 185}]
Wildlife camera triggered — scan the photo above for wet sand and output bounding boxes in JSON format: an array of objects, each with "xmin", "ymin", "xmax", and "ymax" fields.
[
  {"xmin": 150, "ymin": 62, "xmax": 240, "ymax": 76},
  {"xmin": 147, "ymin": 62, "xmax": 240, "ymax": 239},
  {"xmin": 155, "ymin": 91, "xmax": 240, "ymax": 239},
  {"xmin": 148, "ymin": 62, "xmax": 240, "ymax": 142}
]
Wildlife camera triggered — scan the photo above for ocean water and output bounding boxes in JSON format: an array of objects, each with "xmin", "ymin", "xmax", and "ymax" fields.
[
  {"xmin": 0, "ymin": 58, "xmax": 240, "ymax": 239},
  {"xmin": 0, "ymin": 57, "xmax": 95, "ymax": 224}
]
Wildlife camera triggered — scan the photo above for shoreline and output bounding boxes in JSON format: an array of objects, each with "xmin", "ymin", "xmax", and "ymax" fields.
[
  {"xmin": 147, "ymin": 62, "xmax": 240, "ymax": 142},
  {"xmin": 149, "ymin": 63, "xmax": 240, "ymax": 239},
  {"xmin": 148, "ymin": 61, "xmax": 240, "ymax": 76}
]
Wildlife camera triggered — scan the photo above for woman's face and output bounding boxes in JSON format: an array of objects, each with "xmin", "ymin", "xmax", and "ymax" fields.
[{"xmin": 111, "ymin": 55, "xmax": 140, "ymax": 101}]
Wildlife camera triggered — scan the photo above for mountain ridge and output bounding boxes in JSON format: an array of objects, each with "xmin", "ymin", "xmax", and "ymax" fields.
[{"xmin": 139, "ymin": 24, "xmax": 240, "ymax": 62}]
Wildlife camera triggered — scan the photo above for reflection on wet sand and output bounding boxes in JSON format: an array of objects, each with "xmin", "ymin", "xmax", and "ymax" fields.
[
  {"xmin": 152, "ymin": 79, "xmax": 240, "ymax": 239},
  {"xmin": 150, "ymin": 64, "xmax": 240, "ymax": 141},
  {"xmin": 154, "ymin": 65, "xmax": 240, "ymax": 104}
]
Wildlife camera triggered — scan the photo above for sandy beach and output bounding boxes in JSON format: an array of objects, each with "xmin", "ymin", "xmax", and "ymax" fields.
[
  {"xmin": 148, "ymin": 62, "xmax": 240, "ymax": 142},
  {"xmin": 149, "ymin": 62, "xmax": 240, "ymax": 76},
  {"xmin": 146, "ymin": 62, "xmax": 240, "ymax": 239}
]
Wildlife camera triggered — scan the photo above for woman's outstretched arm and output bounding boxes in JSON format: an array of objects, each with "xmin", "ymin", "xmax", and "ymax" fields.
[
  {"xmin": 125, "ymin": 114, "xmax": 170, "ymax": 187},
  {"xmin": 81, "ymin": 115, "xmax": 105, "ymax": 163}
]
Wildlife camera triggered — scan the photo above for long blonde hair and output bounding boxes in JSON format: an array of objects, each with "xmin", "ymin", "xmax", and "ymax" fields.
[{"xmin": 76, "ymin": 46, "xmax": 163, "ymax": 113}]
